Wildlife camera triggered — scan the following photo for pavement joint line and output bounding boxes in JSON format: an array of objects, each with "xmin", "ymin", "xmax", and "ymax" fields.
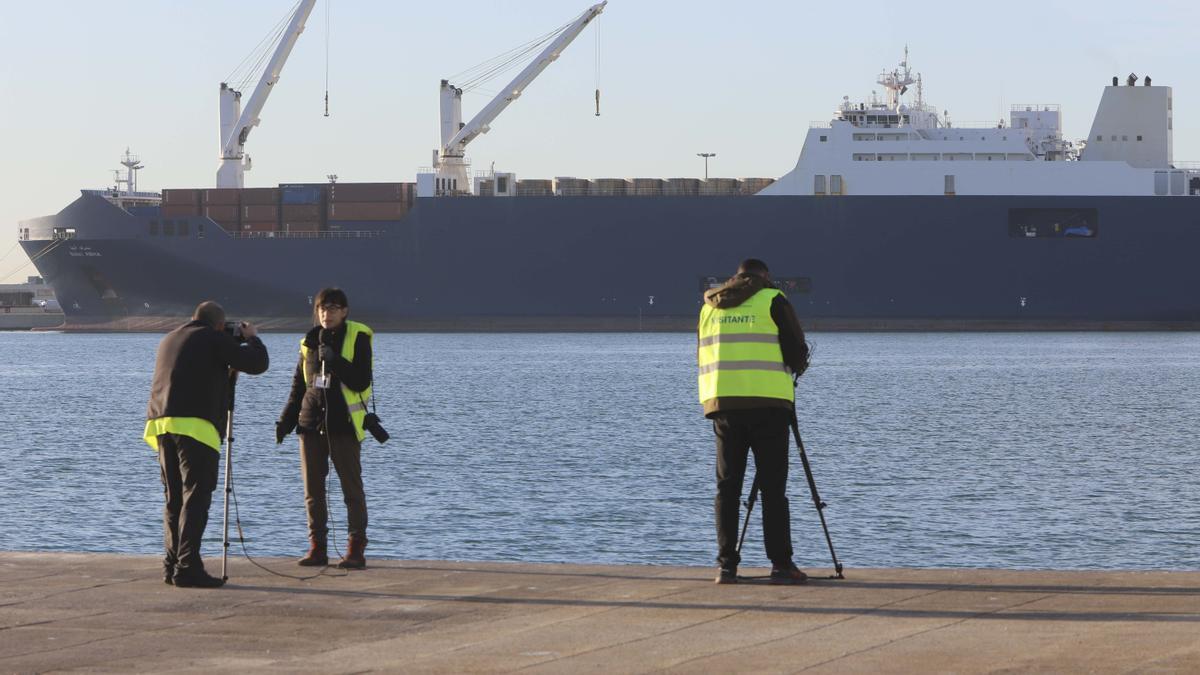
[
  {"xmin": 517, "ymin": 604, "xmax": 749, "ymax": 672},
  {"xmin": 503, "ymin": 585, "xmax": 730, "ymax": 671},
  {"xmin": 0, "ymin": 611, "xmax": 111, "ymax": 633},
  {"xmin": 373, "ymin": 579, "xmax": 706, "ymax": 665},
  {"xmin": 663, "ymin": 583, "xmax": 952, "ymax": 673},
  {"xmin": 791, "ymin": 592, "xmax": 1059, "ymax": 673},
  {"xmin": 0, "ymin": 597, "xmax": 272, "ymax": 663},
  {"xmin": 0, "ymin": 576, "xmax": 144, "ymax": 608}
]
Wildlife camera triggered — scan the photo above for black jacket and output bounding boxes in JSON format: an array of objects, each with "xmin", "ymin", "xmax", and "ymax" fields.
[
  {"xmin": 146, "ymin": 320, "xmax": 270, "ymax": 436},
  {"xmin": 280, "ymin": 324, "xmax": 372, "ymax": 434},
  {"xmin": 700, "ymin": 273, "xmax": 809, "ymax": 417}
]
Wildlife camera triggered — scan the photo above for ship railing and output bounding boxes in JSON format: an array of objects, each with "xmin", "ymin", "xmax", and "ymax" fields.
[
  {"xmin": 810, "ymin": 121, "xmax": 832, "ymax": 128},
  {"xmin": 229, "ymin": 230, "xmax": 387, "ymax": 239},
  {"xmin": 1010, "ymin": 104, "xmax": 1060, "ymax": 112}
]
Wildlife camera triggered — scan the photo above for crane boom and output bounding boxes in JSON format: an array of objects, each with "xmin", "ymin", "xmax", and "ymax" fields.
[
  {"xmin": 432, "ymin": 1, "xmax": 606, "ymax": 194},
  {"xmin": 217, "ymin": 0, "xmax": 318, "ymax": 188}
]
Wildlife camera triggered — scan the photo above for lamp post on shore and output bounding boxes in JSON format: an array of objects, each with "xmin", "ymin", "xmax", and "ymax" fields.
[{"xmin": 697, "ymin": 153, "xmax": 716, "ymax": 180}]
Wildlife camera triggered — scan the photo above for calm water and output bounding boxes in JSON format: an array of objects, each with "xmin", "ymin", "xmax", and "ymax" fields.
[{"xmin": 1, "ymin": 331, "xmax": 1198, "ymax": 571}]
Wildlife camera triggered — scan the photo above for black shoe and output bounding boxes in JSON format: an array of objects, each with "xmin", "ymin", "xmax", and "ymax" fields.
[
  {"xmin": 714, "ymin": 567, "xmax": 738, "ymax": 584},
  {"xmin": 769, "ymin": 562, "xmax": 808, "ymax": 585},
  {"xmin": 173, "ymin": 568, "xmax": 226, "ymax": 588}
]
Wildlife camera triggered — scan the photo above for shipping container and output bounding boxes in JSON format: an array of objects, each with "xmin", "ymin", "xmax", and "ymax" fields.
[
  {"xmin": 203, "ymin": 188, "xmax": 241, "ymax": 206},
  {"xmin": 554, "ymin": 177, "xmax": 591, "ymax": 196},
  {"xmin": 163, "ymin": 189, "xmax": 200, "ymax": 205},
  {"xmin": 282, "ymin": 204, "xmax": 323, "ymax": 220},
  {"xmin": 664, "ymin": 178, "xmax": 701, "ymax": 196},
  {"xmin": 739, "ymin": 177, "xmax": 776, "ymax": 194},
  {"xmin": 204, "ymin": 205, "xmax": 239, "ymax": 221},
  {"xmin": 243, "ymin": 205, "xmax": 279, "ymax": 221},
  {"xmin": 241, "ymin": 187, "xmax": 280, "ymax": 205},
  {"xmin": 327, "ymin": 202, "xmax": 408, "ymax": 220},
  {"xmin": 701, "ymin": 178, "xmax": 741, "ymax": 196},
  {"xmin": 242, "ymin": 221, "xmax": 278, "ymax": 233},
  {"xmin": 329, "ymin": 182, "xmax": 409, "ymax": 203},
  {"xmin": 280, "ymin": 184, "xmax": 327, "ymax": 205},
  {"xmin": 592, "ymin": 179, "xmax": 630, "ymax": 196},
  {"xmin": 516, "ymin": 179, "xmax": 554, "ymax": 197},
  {"xmin": 282, "ymin": 221, "xmax": 321, "ymax": 233},
  {"xmin": 160, "ymin": 203, "xmax": 200, "ymax": 218},
  {"xmin": 631, "ymin": 178, "xmax": 665, "ymax": 196}
]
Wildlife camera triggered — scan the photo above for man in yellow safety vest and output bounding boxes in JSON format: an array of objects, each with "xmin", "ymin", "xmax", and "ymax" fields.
[
  {"xmin": 698, "ymin": 259, "xmax": 810, "ymax": 585},
  {"xmin": 145, "ymin": 301, "xmax": 269, "ymax": 588}
]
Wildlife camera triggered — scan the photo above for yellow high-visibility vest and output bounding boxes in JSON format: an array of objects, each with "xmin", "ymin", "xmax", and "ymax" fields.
[
  {"xmin": 301, "ymin": 320, "xmax": 375, "ymax": 442},
  {"xmin": 143, "ymin": 417, "xmax": 222, "ymax": 453},
  {"xmin": 698, "ymin": 288, "xmax": 793, "ymax": 404}
]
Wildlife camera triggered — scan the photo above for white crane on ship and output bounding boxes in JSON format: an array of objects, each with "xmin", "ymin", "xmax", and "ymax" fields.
[
  {"xmin": 428, "ymin": 1, "xmax": 607, "ymax": 196},
  {"xmin": 216, "ymin": 0, "xmax": 318, "ymax": 188}
]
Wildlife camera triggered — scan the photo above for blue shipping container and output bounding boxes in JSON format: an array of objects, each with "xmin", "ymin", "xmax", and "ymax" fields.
[{"xmin": 280, "ymin": 185, "xmax": 326, "ymax": 205}]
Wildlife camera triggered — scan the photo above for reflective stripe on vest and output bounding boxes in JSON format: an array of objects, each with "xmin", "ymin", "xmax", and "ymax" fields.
[
  {"xmin": 300, "ymin": 320, "xmax": 375, "ymax": 442},
  {"xmin": 143, "ymin": 417, "xmax": 221, "ymax": 453},
  {"xmin": 697, "ymin": 287, "xmax": 793, "ymax": 404}
]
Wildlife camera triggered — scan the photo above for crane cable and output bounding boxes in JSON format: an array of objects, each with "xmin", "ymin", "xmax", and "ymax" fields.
[
  {"xmin": 449, "ymin": 21, "xmax": 572, "ymax": 94},
  {"xmin": 224, "ymin": 1, "xmax": 297, "ymax": 91},
  {"xmin": 594, "ymin": 15, "xmax": 601, "ymax": 116},
  {"xmin": 323, "ymin": 0, "xmax": 331, "ymax": 117}
]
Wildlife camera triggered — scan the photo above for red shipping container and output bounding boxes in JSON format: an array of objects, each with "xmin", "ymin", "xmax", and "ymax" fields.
[
  {"xmin": 204, "ymin": 205, "xmax": 239, "ymax": 221},
  {"xmin": 330, "ymin": 182, "xmax": 404, "ymax": 202},
  {"xmin": 282, "ymin": 204, "xmax": 322, "ymax": 220},
  {"xmin": 161, "ymin": 203, "xmax": 200, "ymax": 217},
  {"xmin": 327, "ymin": 201, "xmax": 407, "ymax": 220},
  {"xmin": 163, "ymin": 189, "xmax": 200, "ymax": 205},
  {"xmin": 203, "ymin": 188, "xmax": 241, "ymax": 205},
  {"xmin": 242, "ymin": 221, "xmax": 278, "ymax": 233},
  {"xmin": 242, "ymin": 205, "xmax": 279, "ymax": 221},
  {"xmin": 240, "ymin": 187, "xmax": 280, "ymax": 205}
]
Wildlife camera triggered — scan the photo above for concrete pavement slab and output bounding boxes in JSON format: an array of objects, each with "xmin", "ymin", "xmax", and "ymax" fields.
[{"xmin": 1, "ymin": 552, "xmax": 1198, "ymax": 673}]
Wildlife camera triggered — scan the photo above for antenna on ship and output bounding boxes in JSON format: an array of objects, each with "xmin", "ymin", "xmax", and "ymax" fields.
[
  {"xmin": 877, "ymin": 46, "xmax": 915, "ymax": 112},
  {"xmin": 118, "ymin": 148, "xmax": 143, "ymax": 194}
]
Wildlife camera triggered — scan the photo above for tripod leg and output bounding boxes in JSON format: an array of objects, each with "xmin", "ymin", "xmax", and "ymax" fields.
[
  {"xmin": 222, "ymin": 432, "xmax": 232, "ymax": 581},
  {"xmin": 790, "ymin": 415, "xmax": 844, "ymax": 578},
  {"xmin": 736, "ymin": 475, "xmax": 760, "ymax": 555}
]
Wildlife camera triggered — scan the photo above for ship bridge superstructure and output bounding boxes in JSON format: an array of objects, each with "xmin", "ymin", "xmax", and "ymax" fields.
[{"xmin": 761, "ymin": 54, "xmax": 1200, "ymax": 198}]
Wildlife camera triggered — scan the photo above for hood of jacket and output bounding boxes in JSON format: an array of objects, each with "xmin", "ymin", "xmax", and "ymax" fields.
[{"xmin": 703, "ymin": 273, "xmax": 768, "ymax": 309}]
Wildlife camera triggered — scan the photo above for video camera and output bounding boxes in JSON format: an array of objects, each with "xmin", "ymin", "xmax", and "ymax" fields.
[{"xmin": 223, "ymin": 320, "xmax": 248, "ymax": 343}]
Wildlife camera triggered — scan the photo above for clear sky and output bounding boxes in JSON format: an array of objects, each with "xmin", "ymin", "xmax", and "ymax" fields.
[{"xmin": 2, "ymin": 0, "xmax": 1198, "ymax": 282}]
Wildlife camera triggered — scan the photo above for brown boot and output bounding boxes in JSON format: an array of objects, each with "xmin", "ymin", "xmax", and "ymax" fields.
[
  {"xmin": 297, "ymin": 537, "xmax": 328, "ymax": 567},
  {"xmin": 337, "ymin": 536, "xmax": 367, "ymax": 570}
]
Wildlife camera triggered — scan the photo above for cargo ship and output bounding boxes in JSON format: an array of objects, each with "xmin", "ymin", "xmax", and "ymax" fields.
[{"xmin": 16, "ymin": 1, "xmax": 1200, "ymax": 331}]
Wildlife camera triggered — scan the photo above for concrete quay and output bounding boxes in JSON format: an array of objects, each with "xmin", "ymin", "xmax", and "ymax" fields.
[{"xmin": 1, "ymin": 552, "xmax": 1198, "ymax": 673}]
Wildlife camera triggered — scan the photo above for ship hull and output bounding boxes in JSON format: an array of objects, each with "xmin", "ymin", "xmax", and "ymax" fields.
[{"xmin": 19, "ymin": 193, "xmax": 1200, "ymax": 330}]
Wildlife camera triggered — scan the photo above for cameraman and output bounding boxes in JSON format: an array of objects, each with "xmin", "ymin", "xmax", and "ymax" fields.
[
  {"xmin": 144, "ymin": 301, "xmax": 268, "ymax": 588},
  {"xmin": 276, "ymin": 288, "xmax": 374, "ymax": 570}
]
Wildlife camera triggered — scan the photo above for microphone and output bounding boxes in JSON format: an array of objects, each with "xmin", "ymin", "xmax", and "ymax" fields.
[{"xmin": 317, "ymin": 329, "xmax": 332, "ymax": 388}]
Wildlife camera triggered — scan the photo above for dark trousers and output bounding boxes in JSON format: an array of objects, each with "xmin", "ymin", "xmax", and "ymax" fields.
[
  {"xmin": 713, "ymin": 408, "xmax": 794, "ymax": 569},
  {"xmin": 300, "ymin": 432, "xmax": 368, "ymax": 542},
  {"xmin": 158, "ymin": 433, "xmax": 220, "ymax": 574}
]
